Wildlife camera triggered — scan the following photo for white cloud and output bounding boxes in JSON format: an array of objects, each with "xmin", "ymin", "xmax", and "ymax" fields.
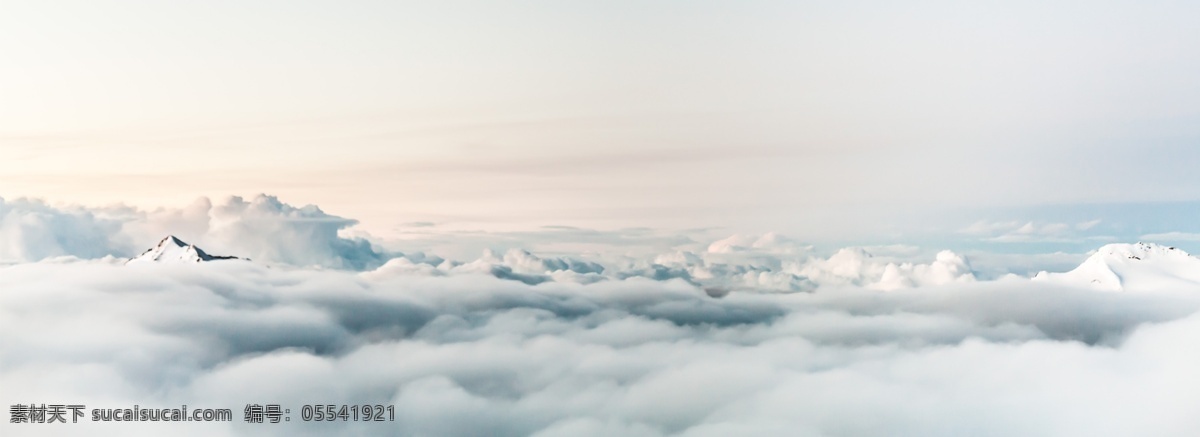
[
  {"xmin": 199, "ymin": 195, "xmax": 389, "ymax": 269},
  {"xmin": 787, "ymin": 248, "xmax": 975, "ymax": 290},
  {"xmin": 366, "ymin": 237, "xmax": 973, "ymax": 294},
  {"xmin": 3, "ymin": 262, "xmax": 1200, "ymax": 436},
  {"xmin": 0, "ymin": 202, "xmax": 982, "ymax": 293},
  {"xmin": 960, "ymin": 220, "xmax": 1022, "ymax": 236},
  {"xmin": 963, "ymin": 251, "xmax": 1087, "ymax": 278},
  {"xmin": 962, "ymin": 219, "xmax": 1106, "ymax": 243},
  {"xmin": 706, "ymin": 232, "xmax": 810, "ymax": 255},
  {"xmin": 0, "ymin": 197, "xmax": 129, "ymax": 263},
  {"xmin": 1140, "ymin": 232, "xmax": 1200, "ymax": 242},
  {"xmin": 0, "ymin": 194, "xmax": 390, "ymax": 269}
]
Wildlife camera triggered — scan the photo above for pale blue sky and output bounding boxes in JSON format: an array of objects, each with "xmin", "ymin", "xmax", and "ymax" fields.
[{"xmin": 2, "ymin": 1, "xmax": 1199, "ymax": 243}]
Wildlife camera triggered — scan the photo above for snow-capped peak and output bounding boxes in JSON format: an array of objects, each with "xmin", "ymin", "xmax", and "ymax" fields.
[
  {"xmin": 1034, "ymin": 242, "xmax": 1200, "ymax": 291},
  {"xmin": 1089, "ymin": 242, "xmax": 1189, "ymax": 262},
  {"xmin": 126, "ymin": 235, "xmax": 242, "ymax": 265}
]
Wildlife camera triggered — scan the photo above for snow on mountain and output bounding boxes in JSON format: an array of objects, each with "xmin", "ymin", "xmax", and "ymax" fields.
[
  {"xmin": 126, "ymin": 235, "xmax": 242, "ymax": 265},
  {"xmin": 1033, "ymin": 242, "xmax": 1200, "ymax": 291}
]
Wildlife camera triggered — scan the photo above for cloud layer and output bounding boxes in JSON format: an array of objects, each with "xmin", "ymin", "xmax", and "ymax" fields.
[
  {"xmin": 4, "ymin": 259, "xmax": 1200, "ymax": 436},
  {"xmin": 0, "ymin": 196, "xmax": 994, "ymax": 295},
  {"xmin": 5, "ymin": 195, "xmax": 1200, "ymax": 435}
]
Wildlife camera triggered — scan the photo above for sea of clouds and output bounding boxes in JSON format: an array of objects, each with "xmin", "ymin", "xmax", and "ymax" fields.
[
  {"xmin": 0, "ymin": 194, "xmax": 982, "ymax": 292},
  {"xmin": 4, "ymin": 195, "xmax": 1200, "ymax": 436}
]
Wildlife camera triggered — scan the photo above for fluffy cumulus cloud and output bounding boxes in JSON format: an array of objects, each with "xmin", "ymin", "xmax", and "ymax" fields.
[
  {"xmin": 686, "ymin": 246, "xmax": 974, "ymax": 293},
  {"xmin": 360, "ymin": 242, "xmax": 975, "ymax": 294},
  {"xmin": 787, "ymin": 248, "xmax": 974, "ymax": 290},
  {"xmin": 0, "ymin": 197, "xmax": 128, "ymax": 263},
  {"xmin": 0, "ymin": 194, "xmax": 389, "ymax": 269},
  {"xmin": 198, "ymin": 195, "xmax": 388, "ymax": 270},
  {"xmin": 4, "ymin": 261, "xmax": 1200, "ymax": 436}
]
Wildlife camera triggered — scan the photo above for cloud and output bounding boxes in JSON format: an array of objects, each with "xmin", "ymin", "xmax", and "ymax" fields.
[
  {"xmin": 0, "ymin": 199, "xmax": 985, "ymax": 293},
  {"xmin": 705, "ymin": 232, "xmax": 810, "ymax": 255},
  {"xmin": 788, "ymin": 248, "xmax": 975, "ymax": 290},
  {"xmin": 364, "ymin": 237, "xmax": 972, "ymax": 294},
  {"xmin": 963, "ymin": 251, "xmax": 1087, "ymax": 278},
  {"xmin": 1140, "ymin": 231, "xmax": 1200, "ymax": 242},
  {"xmin": 380, "ymin": 225, "xmax": 702, "ymax": 262},
  {"xmin": 0, "ymin": 197, "xmax": 129, "ymax": 263},
  {"xmin": 5, "ymin": 194, "xmax": 1198, "ymax": 303},
  {"xmin": 0, "ymin": 194, "xmax": 389, "ymax": 269},
  {"xmin": 3, "ymin": 261, "xmax": 1200, "ymax": 436},
  {"xmin": 0, "ymin": 194, "xmax": 993, "ymax": 294},
  {"xmin": 961, "ymin": 219, "xmax": 1107, "ymax": 243},
  {"xmin": 1, "ymin": 195, "xmax": 1149, "ymax": 300},
  {"xmin": 200, "ymin": 195, "xmax": 389, "ymax": 270},
  {"xmin": 400, "ymin": 221, "xmax": 437, "ymax": 228}
]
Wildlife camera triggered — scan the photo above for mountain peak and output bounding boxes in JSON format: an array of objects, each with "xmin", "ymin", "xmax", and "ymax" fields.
[
  {"xmin": 126, "ymin": 236, "xmax": 243, "ymax": 265},
  {"xmin": 160, "ymin": 235, "xmax": 186, "ymax": 247},
  {"xmin": 1035, "ymin": 241, "xmax": 1200, "ymax": 291},
  {"xmin": 1089, "ymin": 242, "xmax": 1188, "ymax": 262}
]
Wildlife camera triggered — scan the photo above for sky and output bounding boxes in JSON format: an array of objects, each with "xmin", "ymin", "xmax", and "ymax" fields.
[
  {"xmin": 9, "ymin": 3, "xmax": 1200, "ymax": 435},
  {"xmin": 3, "ymin": 0, "xmax": 1200, "ymax": 247}
]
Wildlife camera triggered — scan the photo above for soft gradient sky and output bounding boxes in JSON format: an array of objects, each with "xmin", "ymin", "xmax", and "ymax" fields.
[{"xmin": 3, "ymin": 0, "xmax": 1200, "ymax": 241}]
